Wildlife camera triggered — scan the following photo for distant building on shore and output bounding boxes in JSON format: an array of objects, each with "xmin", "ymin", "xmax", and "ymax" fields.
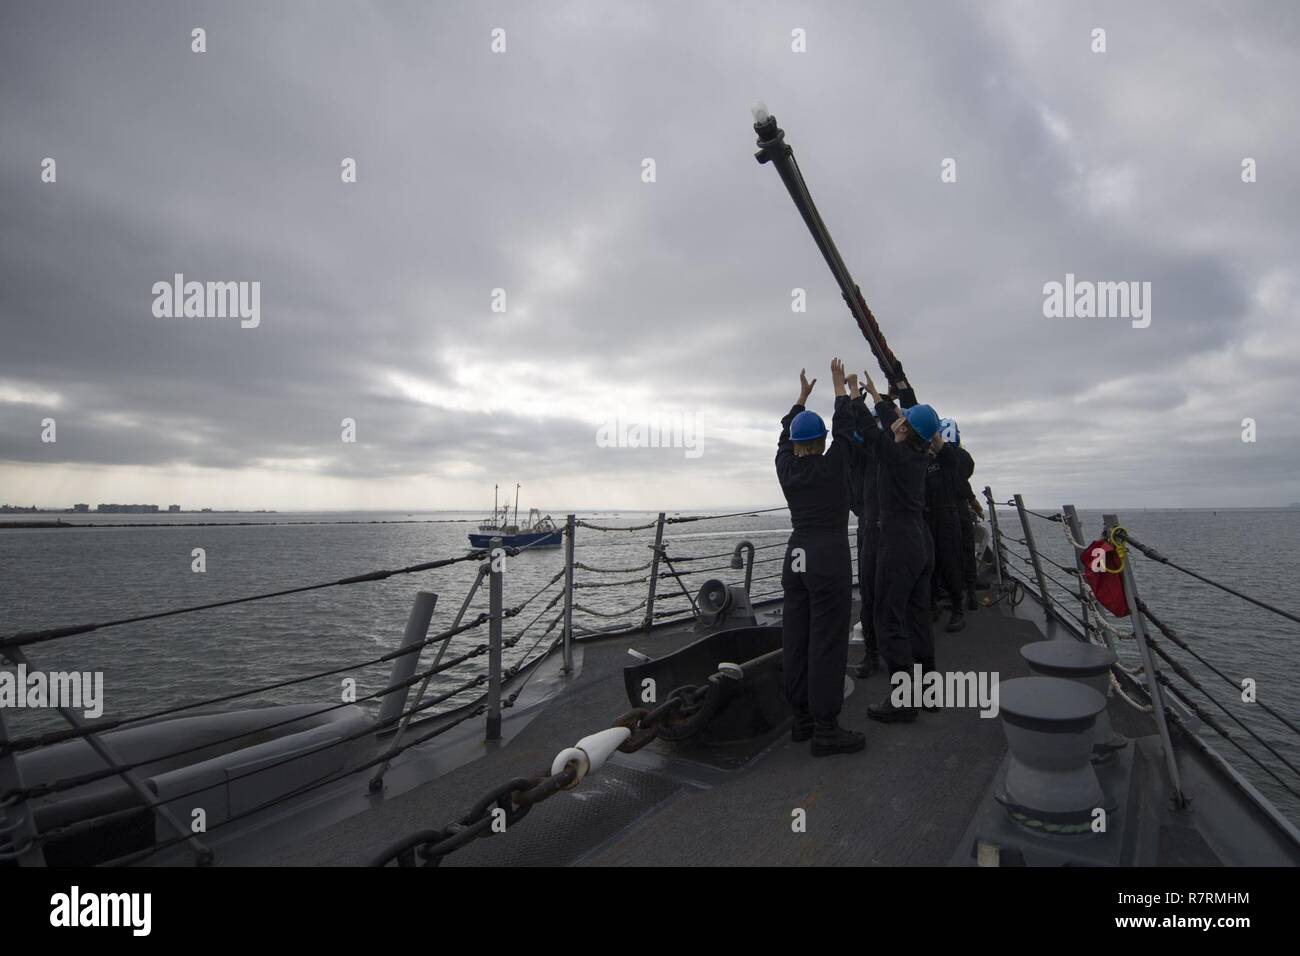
[
  {"xmin": 96, "ymin": 503, "xmax": 160, "ymax": 514},
  {"xmin": 168, "ymin": 504, "xmax": 181, "ymax": 512},
  {"xmin": 73, "ymin": 503, "xmax": 90, "ymax": 512}
]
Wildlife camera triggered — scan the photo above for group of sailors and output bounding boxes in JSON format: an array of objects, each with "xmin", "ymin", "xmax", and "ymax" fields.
[{"xmin": 775, "ymin": 358, "xmax": 984, "ymax": 757}]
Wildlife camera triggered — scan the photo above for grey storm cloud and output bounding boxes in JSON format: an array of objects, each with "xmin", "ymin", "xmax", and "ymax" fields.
[{"xmin": 1, "ymin": 0, "xmax": 1298, "ymax": 509}]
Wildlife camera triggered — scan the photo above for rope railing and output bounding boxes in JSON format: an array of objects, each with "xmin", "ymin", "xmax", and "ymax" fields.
[
  {"xmin": 573, "ymin": 576, "xmax": 653, "ymax": 590},
  {"xmin": 661, "ymin": 549, "xmax": 736, "ymax": 562},
  {"xmin": 574, "ymin": 558, "xmax": 654, "ymax": 574},
  {"xmin": 504, "ymin": 570, "xmax": 566, "ymax": 618},
  {"xmin": 504, "ymin": 613, "xmax": 566, "ymax": 683},
  {"xmin": 573, "ymin": 506, "xmax": 790, "ymax": 534},
  {"xmin": 665, "ymin": 506, "xmax": 789, "ymax": 524},
  {"xmin": 658, "ymin": 563, "xmax": 733, "ymax": 579},
  {"xmin": 1002, "ymin": 501, "xmax": 1063, "ymax": 523},
  {"xmin": 572, "ymin": 599, "xmax": 648, "ymax": 619},
  {"xmin": 505, "ymin": 592, "xmax": 564, "ymax": 650},
  {"xmin": 574, "ymin": 517, "xmax": 660, "ymax": 532}
]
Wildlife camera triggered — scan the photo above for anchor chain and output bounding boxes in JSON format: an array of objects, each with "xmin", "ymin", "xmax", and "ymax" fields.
[{"xmin": 369, "ymin": 680, "xmax": 721, "ymax": 867}]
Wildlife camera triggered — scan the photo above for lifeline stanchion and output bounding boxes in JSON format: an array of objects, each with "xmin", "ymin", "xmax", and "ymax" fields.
[
  {"xmin": 643, "ymin": 512, "xmax": 666, "ymax": 630},
  {"xmin": 1106, "ymin": 512, "xmax": 1186, "ymax": 807},
  {"xmin": 562, "ymin": 514, "xmax": 576, "ymax": 674},
  {"xmin": 486, "ymin": 539, "xmax": 504, "ymax": 742},
  {"xmin": 983, "ymin": 485, "xmax": 1005, "ymax": 592},
  {"xmin": 1014, "ymin": 493, "xmax": 1057, "ymax": 629}
]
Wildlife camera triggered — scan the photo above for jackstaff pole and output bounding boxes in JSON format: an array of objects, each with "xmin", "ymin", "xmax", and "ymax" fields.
[{"xmin": 751, "ymin": 104, "xmax": 905, "ymax": 391}]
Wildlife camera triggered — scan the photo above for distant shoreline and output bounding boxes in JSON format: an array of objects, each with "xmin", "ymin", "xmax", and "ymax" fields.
[{"xmin": 0, "ymin": 518, "xmax": 478, "ymax": 529}]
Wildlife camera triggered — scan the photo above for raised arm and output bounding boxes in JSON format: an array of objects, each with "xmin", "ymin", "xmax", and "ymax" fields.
[
  {"xmin": 776, "ymin": 368, "xmax": 816, "ymax": 477},
  {"xmin": 823, "ymin": 358, "xmax": 855, "ymax": 470},
  {"xmin": 860, "ymin": 368, "xmax": 900, "ymax": 450}
]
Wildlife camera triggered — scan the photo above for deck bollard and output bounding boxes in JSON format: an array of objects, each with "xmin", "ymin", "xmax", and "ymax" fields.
[
  {"xmin": 1019, "ymin": 640, "xmax": 1122, "ymax": 760},
  {"xmin": 997, "ymin": 676, "xmax": 1107, "ymax": 824}
]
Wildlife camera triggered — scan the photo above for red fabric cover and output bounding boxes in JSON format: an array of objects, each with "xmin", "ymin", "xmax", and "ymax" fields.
[{"xmin": 1082, "ymin": 539, "xmax": 1131, "ymax": 617}]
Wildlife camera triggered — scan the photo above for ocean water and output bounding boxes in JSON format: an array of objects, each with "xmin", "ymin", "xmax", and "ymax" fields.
[{"xmin": 1, "ymin": 506, "xmax": 1297, "ymax": 824}]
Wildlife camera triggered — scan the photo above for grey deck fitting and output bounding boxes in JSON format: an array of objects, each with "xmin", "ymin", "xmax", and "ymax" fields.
[
  {"xmin": 1019, "ymin": 640, "xmax": 1122, "ymax": 758},
  {"xmin": 998, "ymin": 676, "xmax": 1107, "ymax": 820}
]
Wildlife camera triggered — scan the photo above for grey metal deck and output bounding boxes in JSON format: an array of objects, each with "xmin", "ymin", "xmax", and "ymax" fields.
[{"xmin": 259, "ymin": 604, "xmax": 1054, "ymax": 867}]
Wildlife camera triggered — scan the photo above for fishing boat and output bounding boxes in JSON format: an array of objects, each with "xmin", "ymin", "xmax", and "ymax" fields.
[{"xmin": 468, "ymin": 483, "xmax": 562, "ymax": 549}]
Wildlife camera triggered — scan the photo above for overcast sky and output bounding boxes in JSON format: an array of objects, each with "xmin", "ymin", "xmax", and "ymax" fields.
[{"xmin": 2, "ymin": 0, "xmax": 1297, "ymax": 511}]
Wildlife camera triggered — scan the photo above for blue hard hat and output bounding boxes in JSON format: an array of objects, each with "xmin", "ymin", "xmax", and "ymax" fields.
[
  {"xmin": 939, "ymin": 417, "xmax": 960, "ymax": 446},
  {"xmin": 903, "ymin": 404, "xmax": 941, "ymax": 442},
  {"xmin": 790, "ymin": 410, "xmax": 827, "ymax": 442}
]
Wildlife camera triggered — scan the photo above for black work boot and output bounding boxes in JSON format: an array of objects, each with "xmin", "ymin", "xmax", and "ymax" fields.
[
  {"xmin": 811, "ymin": 717, "xmax": 866, "ymax": 757},
  {"xmin": 945, "ymin": 607, "xmax": 967, "ymax": 632},
  {"xmin": 867, "ymin": 695, "xmax": 919, "ymax": 723},
  {"xmin": 966, "ymin": 590, "xmax": 979, "ymax": 611},
  {"xmin": 854, "ymin": 651, "xmax": 879, "ymax": 679},
  {"xmin": 791, "ymin": 708, "xmax": 814, "ymax": 742}
]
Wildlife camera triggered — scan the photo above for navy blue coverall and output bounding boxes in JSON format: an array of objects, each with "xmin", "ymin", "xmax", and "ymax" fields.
[
  {"xmin": 926, "ymin": 444, "xmax": 966, "ymax": 608},
  {"xmin": 865, "ymin": 399, "xmax": 935, "ymax": 676},
  {"xmin": 776, "ymin": 396, "xmax": 854, "ymax": 720},
  {"xmin": 953, "ymin": 445, "xmax": 978, "ymax": 593}
]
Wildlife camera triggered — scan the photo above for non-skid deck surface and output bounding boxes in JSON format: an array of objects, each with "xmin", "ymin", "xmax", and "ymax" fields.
[{"xmin": 261, "ymin": 607, "xmax": 1049, "ymax": 867}]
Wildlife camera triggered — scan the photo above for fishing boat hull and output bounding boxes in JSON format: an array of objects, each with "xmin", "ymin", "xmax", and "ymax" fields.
[{"xmin": 467, "ymin": 529, "xmax": 563, "ymax": 548}]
